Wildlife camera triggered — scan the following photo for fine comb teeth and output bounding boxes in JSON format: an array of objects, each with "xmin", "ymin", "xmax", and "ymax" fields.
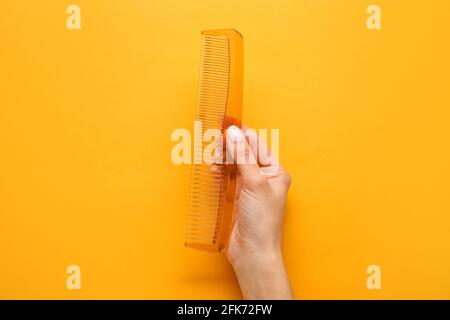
[{"xmin": 185, "ymin": 29, "xmax": 243, "ymax": 252}]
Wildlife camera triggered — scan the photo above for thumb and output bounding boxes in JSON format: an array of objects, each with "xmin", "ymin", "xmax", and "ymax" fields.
[{"xmin": 226, "ymin": 125, "xmax": 261, "ymax": 183}]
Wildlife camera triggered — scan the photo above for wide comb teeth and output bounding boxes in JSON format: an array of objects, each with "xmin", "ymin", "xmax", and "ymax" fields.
[
  {"xmin": 186, "ymin": 30, "xmax": 243, "ymax": 252},
  {"xmin": 186, "ymin": 35, "xmax": 230, "ymax": 251}
]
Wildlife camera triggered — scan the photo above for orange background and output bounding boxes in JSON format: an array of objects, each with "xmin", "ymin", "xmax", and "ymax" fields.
[{"xmin": 1, "ymin": 0, "xmax": 450, "ymax": 299}]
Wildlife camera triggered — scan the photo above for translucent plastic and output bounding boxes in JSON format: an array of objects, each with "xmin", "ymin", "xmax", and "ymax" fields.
[{"xmin": 185, "ymin": 29, "xmax": 243, "ymax": 252}]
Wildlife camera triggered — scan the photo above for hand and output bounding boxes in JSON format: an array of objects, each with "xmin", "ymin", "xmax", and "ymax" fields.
[{"xmin": 225, "ymin": 125, "xmax": 293, "ymax": 300}]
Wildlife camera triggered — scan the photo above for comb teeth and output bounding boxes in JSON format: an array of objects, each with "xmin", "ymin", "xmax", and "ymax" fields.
[
  {"xmin": 186, "ymin": 35, "xmax": 230, "ymax": 250},
  {"xmin": 197, "ymin": 35, "xmax": 230, "ymax": 130},
  {"xmin": 186, "ymin": 30, "xmax": 243, "ymax": 253}
]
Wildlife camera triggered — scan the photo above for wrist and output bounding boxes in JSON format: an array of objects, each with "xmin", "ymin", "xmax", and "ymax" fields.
[
  {"xmin": 231, "ymin": 249, "xmax": 293, "ymax": 300},
  {"xmin": 231, "ymin": 248, "xmax": 282, "ymax": 272}
]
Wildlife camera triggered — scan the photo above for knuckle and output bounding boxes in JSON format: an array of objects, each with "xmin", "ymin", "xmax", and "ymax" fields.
[
  {"xmin": 247, "ymin": 175, "xmax": 267, "ymax": 188},
  {"xmin": 283, "ymin": 173, "xmax": 292, "ymax": 187}
]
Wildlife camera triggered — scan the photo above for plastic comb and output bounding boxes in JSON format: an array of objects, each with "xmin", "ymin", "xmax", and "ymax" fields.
[{"xmin": 185, "ymin": 29, "xmax": 243, "ymax": 252}]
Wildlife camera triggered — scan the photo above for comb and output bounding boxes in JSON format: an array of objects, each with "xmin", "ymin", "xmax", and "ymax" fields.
[{"xmin": 185, "ymin": 29, "xmax": 243, "ymax": 252}]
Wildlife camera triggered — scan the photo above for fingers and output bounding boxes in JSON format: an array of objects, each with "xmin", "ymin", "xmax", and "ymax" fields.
[
  {"xmin": 242, "ymin": 126, "xmax": 285, "ymax": 179},
  {"xmin": 243, "ymin": 128, "xmax": 277, "ymax": 167},
  {"xmin": 226, "ymin": 125, "xmax": 261, "ymax": 183}
]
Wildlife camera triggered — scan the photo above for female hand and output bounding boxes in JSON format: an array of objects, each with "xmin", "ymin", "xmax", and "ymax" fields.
[{"xmin": 225, "ymin": 125, "xmax": 293, "ymax": 300}]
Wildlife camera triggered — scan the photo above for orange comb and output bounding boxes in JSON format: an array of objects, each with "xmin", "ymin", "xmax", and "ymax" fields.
[{"xmin": 185, "ymin": 29, "xmax": 244, "ymax": 252}]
